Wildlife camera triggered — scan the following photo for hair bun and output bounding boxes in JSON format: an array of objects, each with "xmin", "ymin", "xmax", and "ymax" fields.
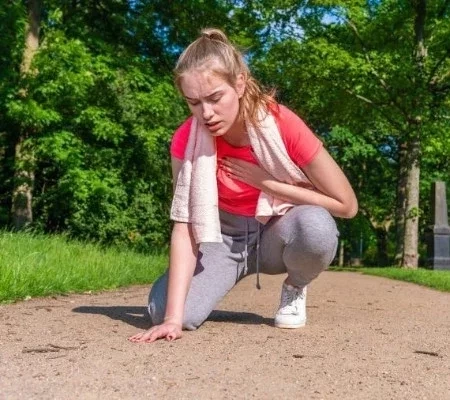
[{"xmin": 201, "ymin": 28, "xmax": 229, "ymax": 44}]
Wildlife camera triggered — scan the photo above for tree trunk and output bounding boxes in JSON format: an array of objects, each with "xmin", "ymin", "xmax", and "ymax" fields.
[
  {"xmin": 338, "ymin": 239, "xmax": 344, "ymax": 267},
  {"xmin": 11, "ymin": 0, "xmax": 41, "ymax": 230},
  {"xmin": 397, "ymin": 0, "xmax": 427, "ymax": 268},
  {"xmin": 375, "ymin": 227, "xmax": 389, "ymax": 266},
  {"xmin": 11, "ymin": 136, "xmax": 35, "ymax": 229},
  {"xmin": 401, "ymin": 138, "xmax": 421, "ymax": 268},
  {"xmin": 395, "ymin": 142, "xmax": 407, "ymax": 266}
]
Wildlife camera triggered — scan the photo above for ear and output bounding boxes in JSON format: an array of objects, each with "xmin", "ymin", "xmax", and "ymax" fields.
[{"xmin": 235, "ymin": 73, "xmax": 246, "ymax": 99}]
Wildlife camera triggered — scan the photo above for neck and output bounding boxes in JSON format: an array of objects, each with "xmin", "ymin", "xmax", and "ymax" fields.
[{"xmin": 222, "ymin": 117, "xmax": 249, "ymax": 147}]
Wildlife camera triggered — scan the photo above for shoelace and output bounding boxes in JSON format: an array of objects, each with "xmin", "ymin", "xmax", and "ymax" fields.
[{"xmin": 280, "ymin": 286, "xmax": 304, "ymax": 311}]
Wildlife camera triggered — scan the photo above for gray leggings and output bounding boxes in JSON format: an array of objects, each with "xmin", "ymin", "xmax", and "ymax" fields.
[{"xmin": 148, "ymin": 205, "xmax": 339, "ymax": 330}]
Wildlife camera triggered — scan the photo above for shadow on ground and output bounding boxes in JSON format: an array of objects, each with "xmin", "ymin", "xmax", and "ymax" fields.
[
  {"xmin": 72, "ymin": 306, "xmax": 272, "ymax": 328},
  {"xmin": 208, "ymin": 310, "xmax": 273, "ymax": 326},
  {"xmin": 73, "ymin": 306, "xmax": 151, "ymax": 329}
]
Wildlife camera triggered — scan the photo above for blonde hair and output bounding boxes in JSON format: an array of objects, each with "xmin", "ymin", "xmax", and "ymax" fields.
[{"xmin": 174, "ymin": 28, "xmax": 276, "ymax": 128}]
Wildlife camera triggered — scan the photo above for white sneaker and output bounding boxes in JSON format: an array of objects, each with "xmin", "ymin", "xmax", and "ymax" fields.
[{"xmin": 274, "ymin": 283, "xmax": 307, "ymax": 329}]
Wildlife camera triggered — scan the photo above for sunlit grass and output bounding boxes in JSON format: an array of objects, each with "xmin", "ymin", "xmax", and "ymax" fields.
[
  {"xmin": 330, "ymin": 266, "xmax": 450, "ymax": 292},
  {"xmin": 2, "ymin": 231, "xmax": 449, "ymax": 304},
  {"xmin": 0, "ymin": 231, "xmax": 167, "ymax": 303}
]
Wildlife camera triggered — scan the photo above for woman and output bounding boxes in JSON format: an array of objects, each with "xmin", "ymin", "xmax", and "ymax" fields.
[{"xmin": 129, "ymin": 28, "xmax": 357, "ymax": 343}]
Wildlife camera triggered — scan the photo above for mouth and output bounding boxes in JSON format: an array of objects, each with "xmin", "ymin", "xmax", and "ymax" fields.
[{"xmin": 205, "ymin": 121, "xmax": 221, "ymax": 132}]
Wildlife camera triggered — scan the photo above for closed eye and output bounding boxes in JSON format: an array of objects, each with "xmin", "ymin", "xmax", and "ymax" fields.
[
  {"xmin": 208, "ymin": 92, "xmax": 223, "ymax": 103},
  {"xmin": 209, "ymin": 96, "xmax": 221, "ymax": 103}
]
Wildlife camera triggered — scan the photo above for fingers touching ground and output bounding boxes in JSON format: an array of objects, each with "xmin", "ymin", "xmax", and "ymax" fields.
[{"xmin": 128, "ymin": 323, "xmax": 182, "ymax": 343}]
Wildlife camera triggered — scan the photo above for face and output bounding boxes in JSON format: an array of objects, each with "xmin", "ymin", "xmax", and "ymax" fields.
[{"xmin": 180, "ymin": 68, "xmax": 245, "ymax": 137}]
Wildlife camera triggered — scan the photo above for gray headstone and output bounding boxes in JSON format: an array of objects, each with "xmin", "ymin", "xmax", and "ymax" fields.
[
  {"xmin": 427, "ymin": 181, "xmax": 450, "ymax": 270},
  {"xmin": 432, "ymin": 181, "xmax": 449, "ymax": 227}
]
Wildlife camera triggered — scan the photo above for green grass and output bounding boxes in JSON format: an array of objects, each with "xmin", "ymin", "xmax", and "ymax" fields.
[
  {"xmin": 0, "ymin": 231, "xmax": 168, "ymax": 303},
  {"xmin": 2, "ymin": 232, "xmax": 449, "ymax": 303},
  {"xmin": 330, "ymin": 266, "xmax": 450, "ymax": 292}
]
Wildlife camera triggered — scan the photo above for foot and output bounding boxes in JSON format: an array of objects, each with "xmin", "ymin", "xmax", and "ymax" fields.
[{"xmin": 274, "ymin": 283, "xmax": 307, "ymax": 329}]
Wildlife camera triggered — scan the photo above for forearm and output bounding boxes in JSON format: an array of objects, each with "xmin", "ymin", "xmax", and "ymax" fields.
[
  {"xmin": 261, "ymin": 179, "xmax": 356, "ymax": 218},
  {"xmin": 164, "ymin": 222, "xmax": 198, "ymax": 326}
]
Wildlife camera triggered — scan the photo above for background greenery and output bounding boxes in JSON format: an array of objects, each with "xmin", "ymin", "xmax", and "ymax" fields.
[{"xmin": 1, "ymin": 1, "xmax": 449, "ymax": 268}]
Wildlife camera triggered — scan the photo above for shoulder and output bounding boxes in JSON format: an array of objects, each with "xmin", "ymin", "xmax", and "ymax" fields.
[
  {"xmin": 270, "ymin": 104, "xmax": 323, "ymax": 168},
  {"xmin": 174, "ymin": 116, "xmax": 194, "ymax": 137},
  {"xmin": 270, "ymin": 104, "xmax": 309, "ymax": 131},
  {"xmin": 171, "ymin": 116, "xmax": 194, "ymax": 159}
]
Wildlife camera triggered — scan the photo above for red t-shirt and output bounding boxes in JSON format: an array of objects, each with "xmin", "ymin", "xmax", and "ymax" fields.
[{"xmin": 170, "ymin": 104, "xmax": 322, "ymax": 216}]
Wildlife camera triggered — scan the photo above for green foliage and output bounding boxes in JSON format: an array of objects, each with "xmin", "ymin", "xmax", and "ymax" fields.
[
  {"xmin": 28, "ymin": 31, "xmax": 185, "ymax": 249},
  {"xmin": 2, "ymin": 3, "xmax": 187, "ymax": 250}
]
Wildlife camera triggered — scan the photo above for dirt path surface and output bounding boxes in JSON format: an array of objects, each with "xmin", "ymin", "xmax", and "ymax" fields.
[{"xmin": 1, "ymin": 271, "xmax": 449, "ymax": 400}]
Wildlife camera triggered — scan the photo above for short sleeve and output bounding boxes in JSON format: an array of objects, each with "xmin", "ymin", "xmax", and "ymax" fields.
[
  {"xmin": 275, "ymin": 105, "xmax": 322, "ymax": 168},
  {"xmin": 170, "ymin": 117, "xmax": 193, "ymax": 160}
]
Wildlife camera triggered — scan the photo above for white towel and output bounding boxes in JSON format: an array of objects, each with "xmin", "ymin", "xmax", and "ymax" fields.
[
  {"xmin": 247, "ymin": 110, "xmax": 314, "ymax": 224},
  {"xmin": 170, "ymin": 110, "xmax": 314, "ymax": 243}
]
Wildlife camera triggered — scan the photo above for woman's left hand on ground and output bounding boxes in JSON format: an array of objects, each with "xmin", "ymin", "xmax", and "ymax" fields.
[{"xmin": 220, "ymin": 157, "xmax": 273, "ymax": 189}]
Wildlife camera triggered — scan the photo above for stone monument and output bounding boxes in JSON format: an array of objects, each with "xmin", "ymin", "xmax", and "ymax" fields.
[{"xmin": 427, "ymin": 181, "xmax": 450, "ymax": 270}]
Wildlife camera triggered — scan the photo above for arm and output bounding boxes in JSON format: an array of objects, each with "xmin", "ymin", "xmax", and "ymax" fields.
[
  {"xmin": 221, "ymin": 147, "xmax": 358, "ymax": 218},
  {"xmin": 128, "ymin": 158, "xmax": 198, "ymax": 343},
  {"xmin": 165, "ymin": 157, "xmax": 198, "ymax": 326},
  {"xmin": 164, "ymin": 221, "xmax": 198, "ymax": 325}
]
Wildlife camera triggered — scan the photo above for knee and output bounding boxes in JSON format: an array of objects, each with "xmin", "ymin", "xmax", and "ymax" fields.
[
  {"xmin": 182, "ymin": 315, "xmax": 205, "ymax": 331},
  {"xmin": 148, "ymin": 305, "xmax": 205, "ymax": 331},
  {"xmin": 291, "ymin": 205, "xmax": 337, "ymax": 233},
  {"xmin": 147, "ymin": 274, "xmax": 207, "ymax": 331},
  {"xmin": 290, "ymin": 206, "xmax": 338, "ymax": 253},
  {"xmin": 147, "ymin": 275, "xmax": 167, "ymax": 326},
  {"xmin": 181, "ymin": 304, "xmax": 211, "ymax": 331}
]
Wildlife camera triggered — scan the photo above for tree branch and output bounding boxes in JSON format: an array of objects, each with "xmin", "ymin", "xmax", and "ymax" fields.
[
  {"xmin": 428, "ymin": 49, "xmax": 450, "ymax": 88},
  {"xmin": 359, "ymin": 207, "xmax": 393, "ymax": 231},
  {"xmin": 343, "ymin": 87, "xmax": 406, "ymax": 131},
  {"xmin": 314, "ymin": 70, "xmax": 407, "ymax": 131},
  {"xmin": 343, "ymin": 16, "xmax": 411, "ymax": 122},
  {"xmin": 413, "ymin": 0, "xmax": 427, "ymax": 65},
  {"xmin": 343, "ymin": 89, "xmax": 374, "ymax": 105}
]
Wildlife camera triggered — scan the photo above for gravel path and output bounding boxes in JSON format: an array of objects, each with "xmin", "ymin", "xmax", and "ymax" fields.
[{"xmin": 1, "ymin": 271, "xmax": 449, "ymax": 399}]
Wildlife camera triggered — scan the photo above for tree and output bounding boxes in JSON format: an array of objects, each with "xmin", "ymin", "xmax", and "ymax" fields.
[
  {"xmin": 9, "ymin": 0, "xmax": 41, "ymax": 229},
  {"xmin": 0, "ymin": 0, "xmax": 26, "ymax": 225}
]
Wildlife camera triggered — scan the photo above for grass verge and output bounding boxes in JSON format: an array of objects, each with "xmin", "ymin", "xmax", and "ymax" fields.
[
  {"xmin": 330, "ymin": 266, "xmax": 450, "ymax": 292},
  {"xmin": 0, "ymin": 231, "xmax": 168, "ymax": 303}
]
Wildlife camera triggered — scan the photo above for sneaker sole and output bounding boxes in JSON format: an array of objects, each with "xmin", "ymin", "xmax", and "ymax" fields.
[{"xmin": 274, "ymin": 321, "xmax": 306, "ymax": 329}]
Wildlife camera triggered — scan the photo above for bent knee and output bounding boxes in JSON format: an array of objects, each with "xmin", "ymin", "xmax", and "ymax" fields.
[
  {"xmin": 289, "ymin": 206, "xmax": 338, "ymax": 254},
  {"xmin": 148, "ymin": 275, "xmax": 208, "ymax": 331},
  {"xmin": 291, "ymin": 206, "xmax": 337, "ymax": 236},
  {"xmin": 147, "ymin": 306, "xmax": 206, "ymax": 331},
  {"xmin": 147, "ymin": 274, "xmax": 167, "ymax": 326},
  {"xmin": 182, "ymin": 315, "xmax": 205, "ymax": 331}
]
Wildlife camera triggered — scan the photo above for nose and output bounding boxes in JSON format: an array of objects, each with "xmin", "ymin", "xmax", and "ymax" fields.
[{"xmin": 202, "ymin": 103, "xmax": 214, "ymax": 121}]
